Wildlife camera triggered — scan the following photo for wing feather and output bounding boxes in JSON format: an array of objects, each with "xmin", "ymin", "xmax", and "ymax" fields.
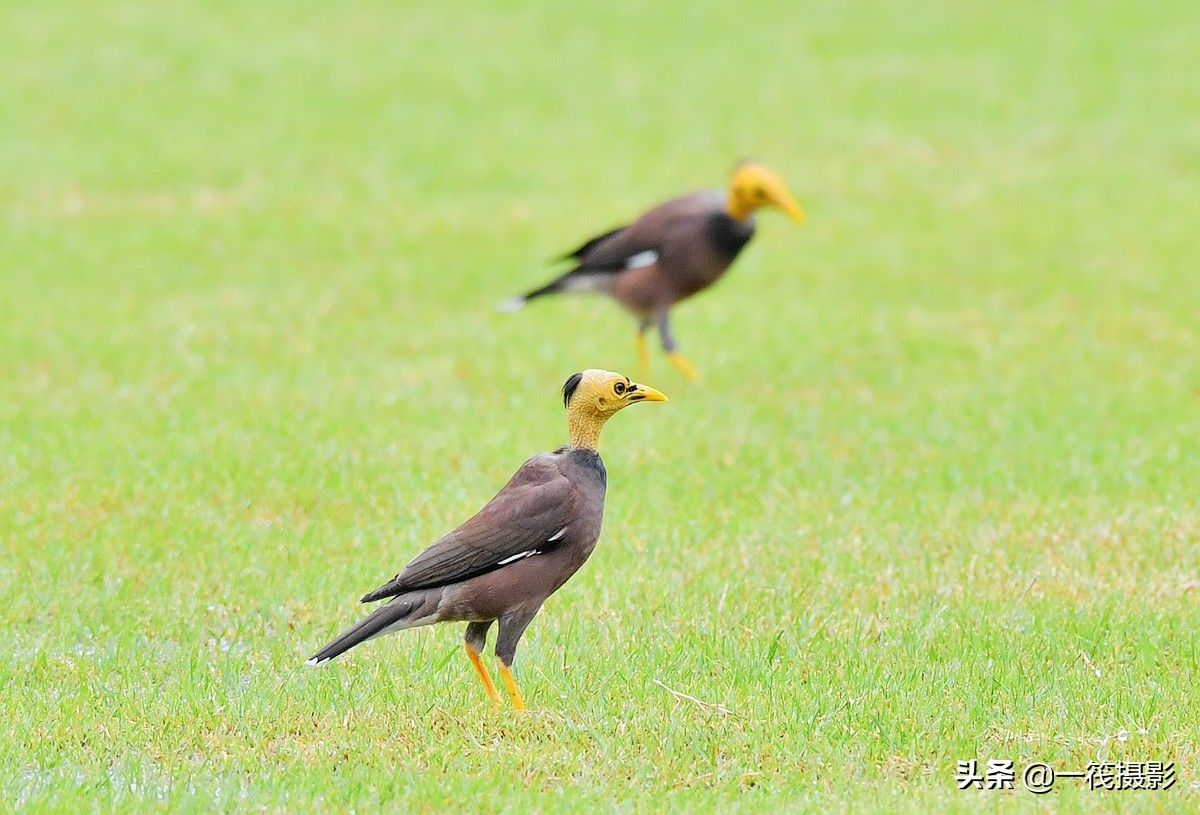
[
  {"xmin": 565, "ymin": 191, "xmax": 721, "ymax": 275},
  {"xmin": 360, "ymin": 456, "xmax": 574, "ymax": 602}
]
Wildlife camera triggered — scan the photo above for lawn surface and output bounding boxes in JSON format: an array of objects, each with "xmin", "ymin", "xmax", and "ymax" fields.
[{"xmin": 3, "ymin": 1, "xmax": 1199, "ymax": 812}]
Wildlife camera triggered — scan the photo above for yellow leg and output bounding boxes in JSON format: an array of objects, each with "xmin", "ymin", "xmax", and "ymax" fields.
[
  {"xmin": 498, "ymin": 662, "xmax": 526, "ymax": 711},
  {"xmin": 666, "ymin": 351, "xmax": 703, "ymax": 382},
  {"xmin": 465, "ymin": 642, "xmax": 501, "ymax": 707},
  {"xmin": 636, "ymin": 332, "xmax": 651, "ymax": 376}
]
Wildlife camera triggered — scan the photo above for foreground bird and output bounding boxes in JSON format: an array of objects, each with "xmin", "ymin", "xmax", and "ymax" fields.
[
  {"xmin": 307, "ymin": 369, "xmax": 668, "ymax": 710},
  {"xmin": 501, "ymin": 162, "xmax": 804, "ymax": 381}
]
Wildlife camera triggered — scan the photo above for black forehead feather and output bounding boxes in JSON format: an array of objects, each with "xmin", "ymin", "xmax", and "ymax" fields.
[{"xmin": 562, "ymin": 372, "xmax": 584, "ymax": 408}]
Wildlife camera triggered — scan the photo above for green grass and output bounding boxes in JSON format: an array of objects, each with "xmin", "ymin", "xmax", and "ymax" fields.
[{"xmin": 3, "ymin": 0, "xmax": 1199, "ymax": 811}]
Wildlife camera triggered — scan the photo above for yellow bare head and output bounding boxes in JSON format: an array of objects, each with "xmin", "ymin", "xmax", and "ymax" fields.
[
  {"xmin": 726, "ymin": 162, "xmax": 805, "ymax": 224},
  {"xmin": 562, "ymin": 369, "xmax": 668, "ymax": 450}
]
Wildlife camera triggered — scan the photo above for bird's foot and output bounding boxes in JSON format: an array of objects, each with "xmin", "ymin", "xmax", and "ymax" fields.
[
  {"xmin": 636, "ymin": 333, "xmax": 651, "ymax": 378},
  {"xmin": 498, "ymin": 662, "xmax": 527, "ymax": 711},
  {"xmin": 465, "ymin": 642, "xmax": 502, "ymax": 707},
  {"xmin": 666, "ymin": 352, "xmax": 703, "ymax": 382}
]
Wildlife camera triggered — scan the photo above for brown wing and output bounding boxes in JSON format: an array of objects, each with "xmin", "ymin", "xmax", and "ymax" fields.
[
  {"xmin": 569, "ymin": 190, "xmax": 722, "ymax": 274},
  {"xmin": 515, "ymin": 191, "xmax": 723, "ymax": 303},
  {"xmin": 359, "ymin": 454, "xmax": 575, "ymax": 602}
]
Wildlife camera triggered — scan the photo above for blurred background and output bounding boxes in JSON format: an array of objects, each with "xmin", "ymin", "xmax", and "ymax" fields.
[{"xmin": 2, "ymin": 0, "xmax": 1198, "ymax": 809}]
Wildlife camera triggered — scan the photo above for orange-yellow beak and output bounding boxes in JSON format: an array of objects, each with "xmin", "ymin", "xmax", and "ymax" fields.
[
  {"xmin": 627, "ymin": 382, "xmax": 668, "ymax": 403},
  {"xmin": 769, "ymin": 186, "xmax": 806, "ymax": 224}
]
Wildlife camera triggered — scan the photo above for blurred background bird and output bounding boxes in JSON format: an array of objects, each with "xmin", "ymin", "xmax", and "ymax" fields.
[
  {"xmin": 501, "ymin": 162, "xmax": 804, "ymax": 381},
  {"xmin": 307, "ymin": 369, "xmax": 668, "ymax": 710}
]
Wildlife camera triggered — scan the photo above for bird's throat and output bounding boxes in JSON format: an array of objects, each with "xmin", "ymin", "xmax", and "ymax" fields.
[
  {"xmin": 726, "ymin": 191, "xmax": 753, "ymax": 221},
  {"xmin": 566, "ymin": 405, "xmax": 607, "ymax": 451}
]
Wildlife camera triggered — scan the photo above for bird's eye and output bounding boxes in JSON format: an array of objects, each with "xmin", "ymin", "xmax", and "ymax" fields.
[
  {"xmin": 614, "ymin": 382, "xmax": 626, "ymax": 395},
  {"xmin": 755, "ymin": 187, "xmax": 768, "ymax": 200}
]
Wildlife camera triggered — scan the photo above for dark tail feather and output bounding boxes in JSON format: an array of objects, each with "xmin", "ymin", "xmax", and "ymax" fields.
[
  {"xmin": 360, "ymin": 573, "xmax": 402, "ymax": 604},
  {"xmin": 523, "ymin": 279, "xmax": 566, "ymax": 301},
  {"xmin": 306, "ymin": 596, "xmax": 423, "ymax": 665},
  {"xmin": 496, "ymin": 278, "xmax": 565, "ymax": 312}
]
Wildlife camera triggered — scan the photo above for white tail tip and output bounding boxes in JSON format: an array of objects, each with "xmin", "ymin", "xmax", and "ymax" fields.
[
  {"xmin": 496, "ymin": 296, "xmax": 526, "ymax": 313},
  {"xmin": 305, "ymin": 657, "xmax": 321, "ymax": 667}
]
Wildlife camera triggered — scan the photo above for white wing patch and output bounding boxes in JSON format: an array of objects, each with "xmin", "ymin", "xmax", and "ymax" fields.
[
  {"xmin": 625, "ymin": 250, "xmax": 659, "ymax": 269},
  {"xmin": 497, "ymin": 550, "xmax": 538, "ymax": 566},
  {"xmin": 495, "ymin": 528, "xmax": 568, "ymax": 567}
]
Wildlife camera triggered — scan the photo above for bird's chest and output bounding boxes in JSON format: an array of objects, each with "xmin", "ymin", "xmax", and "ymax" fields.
[
  {"xmin": 668, "ymin": 245, "xmax": 739, "ymax": 299},
  {"xmin": 463, "ymin": 516, "xmax": 603, "ymax": 619},
  {"xmin": 543, "ymin": 528, "xmax": 601, "ymax": 595},
  {"xmin": 667, "ymin": 213, "xmax": 755, "ymax": 297},
  {"xmin": 703, "ymin": 212, "xmax": 755, "ymax": 264},
  {"xmin": 673, "ymin": 258, "xmax": 730, "ymax": 297}
]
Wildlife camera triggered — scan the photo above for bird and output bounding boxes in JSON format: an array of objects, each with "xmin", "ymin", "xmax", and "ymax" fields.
[
  {"xmin": 306, "ymin": 369, "xmax": 668, "ymax": 710},
  {"xmin": 500, "ymin": 162, "xmax": 804, "ymax": 381}
]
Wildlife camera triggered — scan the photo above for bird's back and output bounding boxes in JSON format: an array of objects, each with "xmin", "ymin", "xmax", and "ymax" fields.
[
  {"xmin": 597, "ymin": 190, "xmax": 753, "ymax": 309},
  {"xmin": 430, "ymin": 446, "xmax": 608, "ymax": 621},
  {"xmin": 581, "ymin": 190, "xmax": 725, "ymax": 266}
]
